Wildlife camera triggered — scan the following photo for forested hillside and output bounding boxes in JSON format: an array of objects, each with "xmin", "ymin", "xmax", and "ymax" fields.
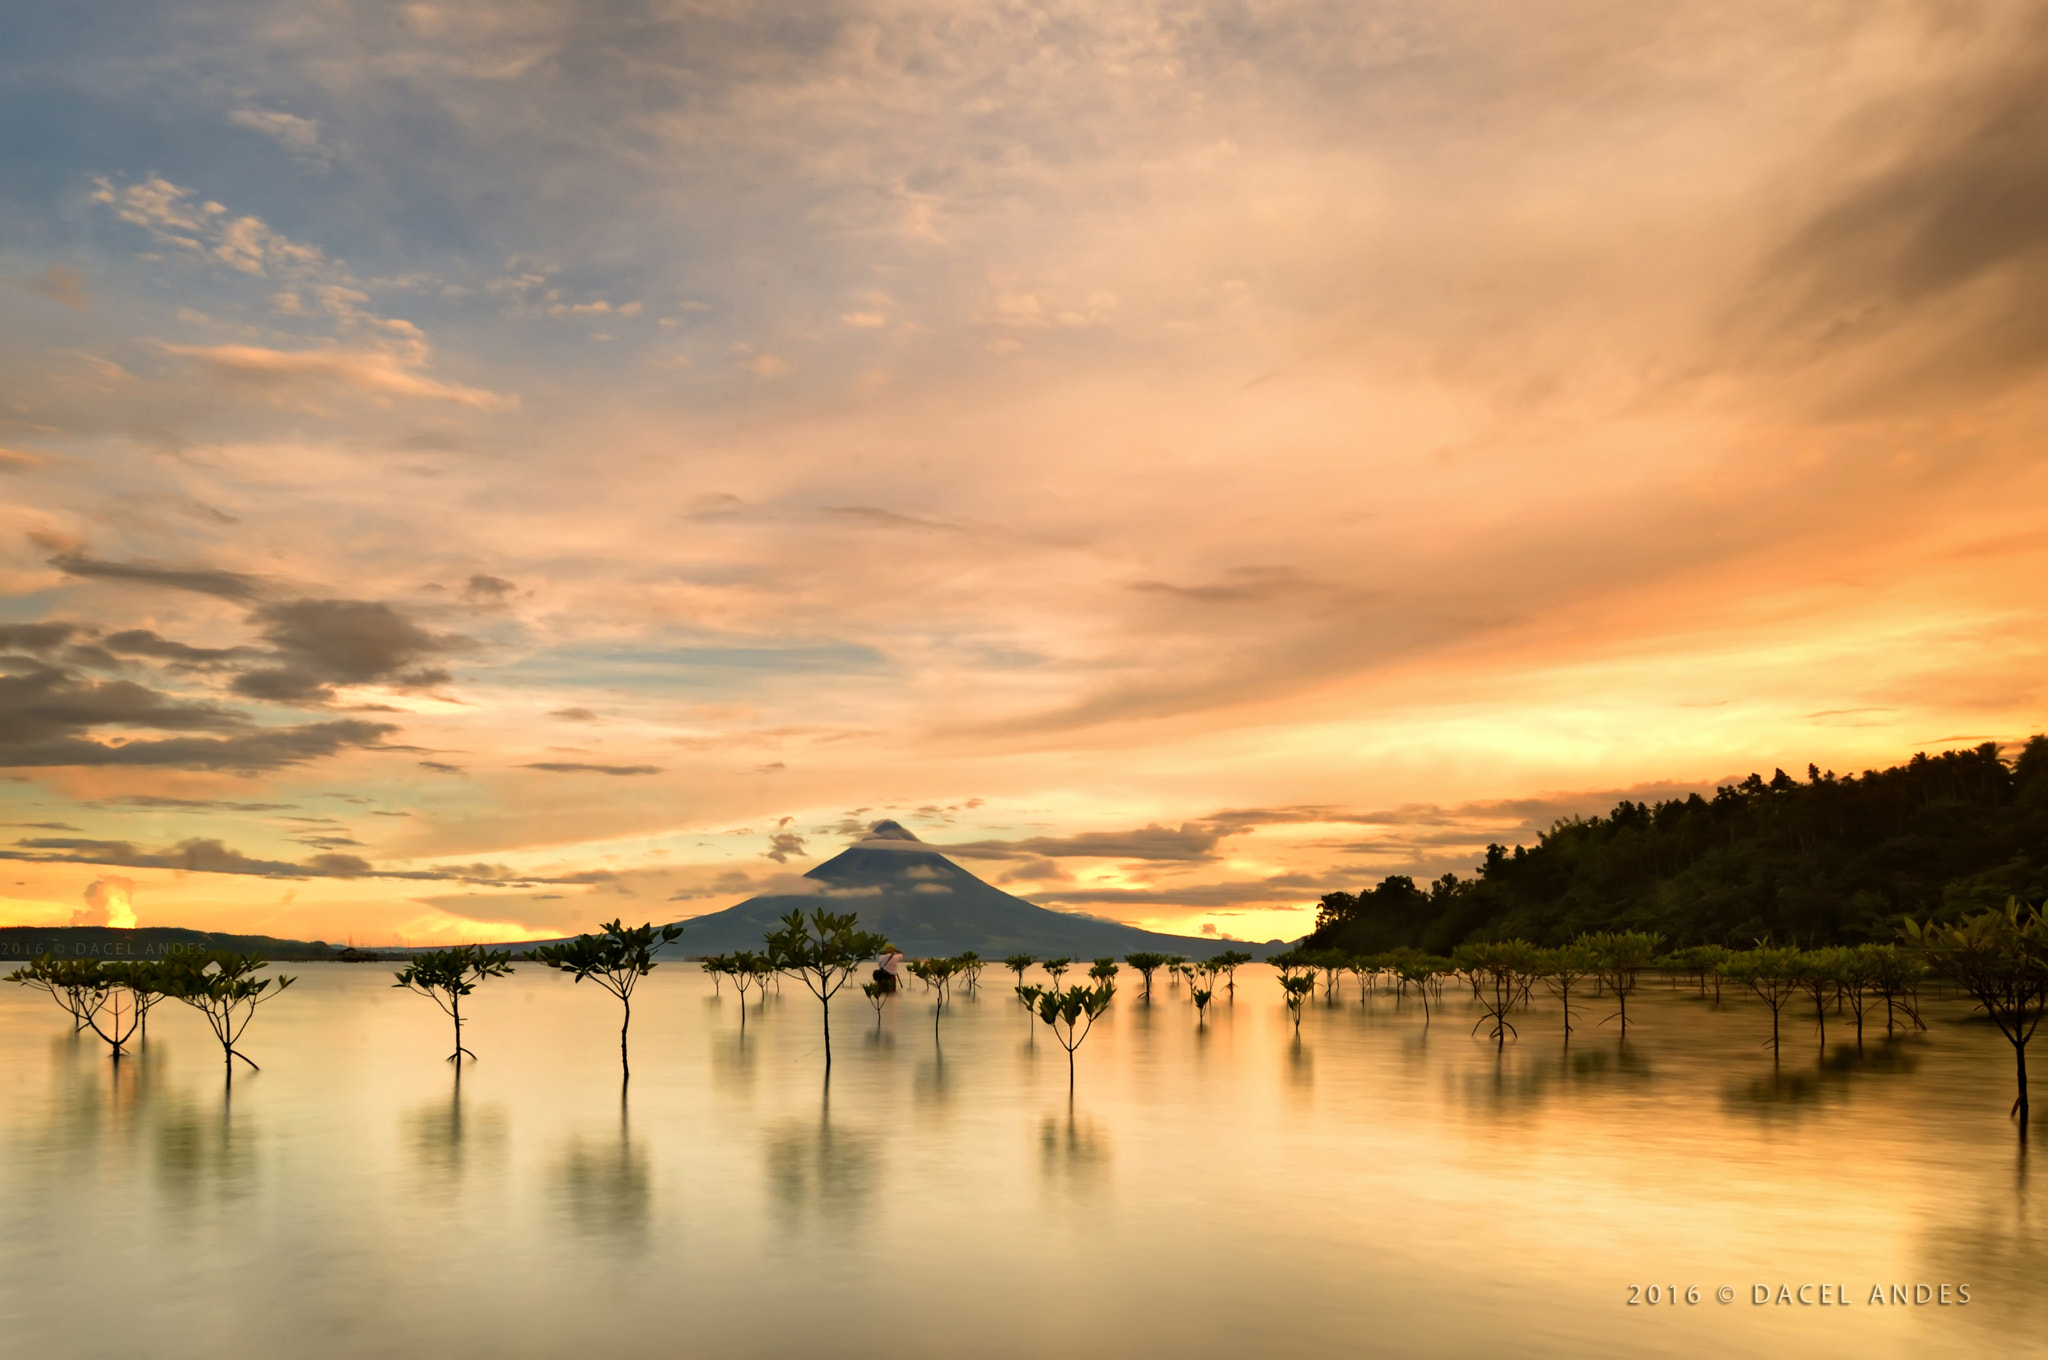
[{"xmin": 1308, "ymin": 738, "xmax": 2048, "ymax": 953}]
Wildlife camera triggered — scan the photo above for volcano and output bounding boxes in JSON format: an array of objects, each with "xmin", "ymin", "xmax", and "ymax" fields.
[{"xmin": 659, "ymin": 820, "xmax": 1283, "ymax": 958}]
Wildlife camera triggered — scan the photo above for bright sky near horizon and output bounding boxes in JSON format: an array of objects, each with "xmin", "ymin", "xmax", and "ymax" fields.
[{"xmin": 2, "ymin": 0, "xmax": 2045, "ymax": 946}]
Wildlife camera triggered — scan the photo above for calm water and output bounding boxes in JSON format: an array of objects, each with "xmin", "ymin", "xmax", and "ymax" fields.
[{"xmin": 3, "ymin": 964, "xmax": 2044, "ymax": 1358}]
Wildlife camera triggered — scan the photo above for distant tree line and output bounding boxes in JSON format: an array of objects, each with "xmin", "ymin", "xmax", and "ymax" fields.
[{"xmin": 1308, "ymin": 738, "xmax": 2048, "ymax": 954}]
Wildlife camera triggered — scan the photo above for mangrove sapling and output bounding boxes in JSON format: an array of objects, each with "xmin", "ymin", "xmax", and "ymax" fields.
[
  {"xmin": 1795, "ymin": 947, "xmax": 1848, "ymax": 1049},
  {"xmin": 160, "ymin": 950, "xmax": 296, "ymax": 1075},
  {"xmin": 1167, "ymin": 956, "xmax": 1188, "ymax": 992},
  {"xmin": 1191, "ymin": 985, "xmax": 1214, "ymax": 1024},
  {"xmin": 1088, "ymin": 958, "xmax": 1120, "ymax": 989},
  {"xmin": 1275, "ymin": 960, "xmax": 1315, "ymax": 1035},
  {"xmin": 1905, "ymin": 899, "xmax": 2048, "ymax": 1131},
  {"xmin": 907, "ymin": 956, "xmax": 962, "ymax": 1035},
  {"xmin": 6, "ymin": 955, "xmax": 110, "ymax": 1034},
  {"xmin": 526, "ymin": 919, "xmax": 684, "ymax": 1080},
  {"xmin": 1866, "ymin": 945, "xmax": 1928, "ymax": 1035},
  {"xmin": 1347, "ymin": 954, "xmax": 1380, "ymax": 1002},
  {"xmin": 102, "ymin": 959, "xmax": 169, "ymax": 1047},
  {"xmin": 1458, "ymin": 941, "xmax": 1537, "ymax": 1049},
  {"xmin": 1672, "ymin": 945, "xmax": 1730, "ymax": 1000},
  {"xmin": 1841, "ymin": 946, "xmax": 1881, "ymax": 1049},
  {"xmin": 394, "ymin": 944, "xmax": 516, "ymax": 1062},
  {"xmin": 1212, "ymin": 950, "xmax": 1254, "ymax": 1000},
  {"xmin": 764, "ymin": 908, "xmax": 890, "ymax": 1072},
  {"xmin": 862, "ymin": 980, "xmax": 889, "ymax": 1033},
  {"xmin": 1043, "ymin": 958, "xmax": 1072, "ymax": 989},
  {"xmin": 1034, "ymin": 982, "xmax": 1117, "ymax": 1090},
  {"xmin": 1539, "ymin": 943, "xmax": 1595, "ymax": 1043},
  {"xmin": 1586, "ymin": 931, "xmax": 1663, "ymax": 1037},
  {"xmin": 730, "ymin": 950, "xmax": 771, "ymax": 1028},
  {"xmin": 1004, "ymin": 954, "xmax": 1036, "ymax": 989},
  {"xmin": 700, "ymin": 955, "xmax": 728, "ymax": 996},
  {"xmin": 955, "ymin": 951, "xmax": 985, "ymax": 995},
  {"xmin": 1720, "ymin": 947, "xmax": 1802, "ymax": 1055},
  {"xmin": 1395, "ymin": 956, "xmax": 1447, "ymax": 1024},
  {"xmin": 1124, "ymin": 953, "xmax": 1172, "ymax": 1001}
]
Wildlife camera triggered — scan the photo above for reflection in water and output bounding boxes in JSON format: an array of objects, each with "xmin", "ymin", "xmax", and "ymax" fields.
[
  {"xmin": 405, "ymin": 1073, "xmax": 507, "ymax": 1186},
  {"xmin": 1286, "ymin": 1038, "xmax": 1313, "ymax": 1095},
  {"xmin": 554, "ymin": 1096, "xmax": 651, "ymax": 1243},
  {"xmin": 765, "ymin": 1096, "xmax": 878, "ymax": 1232},
  {"xmin": 10, "ymin": 968, "xmax": 2048, "ymax": 1358},
  {"xmin": 1039, "ymin": 1109, "xmax": 1110, "ymax": 1200},
  {"xmin": 1452, "ymin": 1042, "xmax": 1656, "ymax": 1114},
  {"xmin": 1724, "ymin": 1039, "xmax": 1923, "ymax": 1114}
]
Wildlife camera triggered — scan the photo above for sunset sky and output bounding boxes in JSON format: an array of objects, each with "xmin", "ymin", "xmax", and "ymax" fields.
[{"xmin": 3, "ymin": 0, "xmax": 2045, "ymax": 946}]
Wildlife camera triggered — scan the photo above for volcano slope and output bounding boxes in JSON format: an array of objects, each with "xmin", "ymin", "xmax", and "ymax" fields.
[{"xmin": 659, "ymin": 821, "xmax": 1283, "ymax": 958}]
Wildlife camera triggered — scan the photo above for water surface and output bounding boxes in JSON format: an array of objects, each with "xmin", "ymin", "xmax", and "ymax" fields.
[{"xmin": 2, "ymin": 964, "xmax": 2041, "ymax": 1357}]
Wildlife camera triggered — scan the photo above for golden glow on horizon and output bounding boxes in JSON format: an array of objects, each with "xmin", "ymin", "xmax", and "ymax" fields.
[{"xmin": 0, "ymin": 0, "xmax": 2044, "ymax": 943}]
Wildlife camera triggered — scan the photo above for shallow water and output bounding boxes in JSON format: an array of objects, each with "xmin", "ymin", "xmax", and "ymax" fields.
[{"xmin": 2, "ymin": 964, "xmax": 2043, "ymax": 1358}]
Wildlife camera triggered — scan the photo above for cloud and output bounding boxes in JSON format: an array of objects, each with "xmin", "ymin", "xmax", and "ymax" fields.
[
  {"xmin": 6, "ymin": 836, "xmax": 369, "ymax": 879},
  {"xmin": 463, "ymin": 573, "xmax": 516, "ymax": 601},
  {"xmin": 16, "ymin": 265, "xmax": 88, "ymax": 311},
  {"xmin": 229, "ymin": 110, "xmax": 329, "ymax": 166},
  {"xmin": 103, "ymin": 629, "xmax": 264, "ymax": 667},
  {"xmin": 762, "ymin": 831, "xmax": 808, "ymax": 863},
  {"xmin": 522, "ymin": 762, "xmax": 662, "ymax": 775},
  {"xmin": 231, "ymin": 598, "xmax": 470, "ymax": 705},
  {"xmin": 941, "ymin": 823, "xmax": 1227, "ymax": 862},
  {"xmin": 0, "ymin": 623, "xmax": 79, "ymax": 654},
  {"xmin": 47, "ymin": 550, "xmax": 264, "ymax": 601},
  {"xmin": 160, "ymin": 342, "xmax": 509, "ymax": 409},
  {"xmin": 91, "ymin": 176, "xmax": 328, "ymax": 278},
  {"xmin": 76, "ymin": 874, "xmax": 137, "ymax": 928}
]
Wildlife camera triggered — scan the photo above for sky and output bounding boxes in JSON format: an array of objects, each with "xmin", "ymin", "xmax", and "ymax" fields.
[{"xmin": 2, "ymin": 0, "xmax": 2045, "ymax": 946}]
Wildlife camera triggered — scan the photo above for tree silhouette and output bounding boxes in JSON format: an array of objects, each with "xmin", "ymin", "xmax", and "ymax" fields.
[
  {"xmin": 1032, "ymin": 982, "xmax": 1116, "ymax": 1090},
  {"xmin": 394, "ymin": 944, "xmax": 516, "ymax": 1062},
  {"xmin": 764, "ymin": 909, "xmax": 889, "ymax": 1072},
  {"xmin": 1123, "ymin": 952, "xmax": 1171, "ymax": 1001},
  {"xmin": 526, "ymin": 919, "xmax": 683, "ymax": 1079},
  {"xmin": 159, "ymin": 950, "xmax": 296, "ymax": 1076},
  {"xmin": 1906, "ymin": 899, "xmax": 2048, "ymax": 1134}
]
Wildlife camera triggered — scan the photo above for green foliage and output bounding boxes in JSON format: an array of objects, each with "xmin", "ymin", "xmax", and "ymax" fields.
[
  {"xmin": 907, "ymin": 956, "xmax": 963, "ymax": 1032},
  {"xmin": 1537, "ymin": 941, "xmax": 1596, "ymax": 1039},
  {"xmin": 1208, "ymin": 950, "xmax": 1254, "ymax": 998},
  {"xmin": 1088, "ymin": 958, "xmax": 1119, "ymax": 986},
  {"xmin": 1584, "ymin": 931, "xmax": 1663, "ymax": 1036},
  {"xmin": 1123, "ymin": 952, "xmax": 1172, "ymax": 1000},
  {"xmin": 393, "ymin": 944, "xmax": 516, "ymax": 1062},
  {"xmin": 526, "ymin": 919, "xmax": 684, "ymax": 1078},
  {"xmin": 1277, "ymin": 971, "xmax": 1315, "ymax": 1033},
  {"xmin": 1042, "ymin": 957, "xmax": 1073, "ymax": 988},
  {"xmin": 1905, "ymin": 897, "xmax": 2048, "ymax": 1128},
  {"xmin": 1190, "ymin": 985, "xmax": 1214, "ymax": 1021},
  {"xmin": 1002, "ymin": 954, "xmax": 1036, "ymax": 983},
  {"xmin": 1308, "ymin": 738, "xmax": 2048, "ymax": 952},
  {"xmin": 1718, "ymin": 945, "xmax": 1804, "ymax": 1052},
  {"xmin": 955, "ymin": 950, "xmax": 985, "ymax": 993},
  {"xmin": 763, "ymin": 908, "xmax": 890, "ymax": 1069},
  {"xmin": 159, "ymin": 949, "xmax": 296, "ymax": 1074},
  {"xmin": 1454, "ymin": 939, "xmax": 1540, "ymax": 1046},
  {"xmin": 1032, "ymin": 981, "xmax": 1116, "ymax": 1088},
  {"xmin": 8, "ymin": 954, "xmax": 112, "ymax": 1033}
]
